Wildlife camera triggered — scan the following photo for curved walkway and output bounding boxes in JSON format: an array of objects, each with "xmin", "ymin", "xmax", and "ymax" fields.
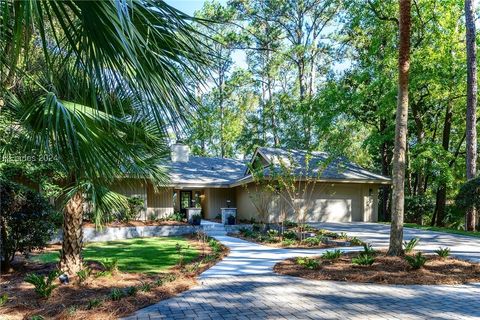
[{"xmin": 124, "ymin": 226, "xmax": 480, "ymax": 320}]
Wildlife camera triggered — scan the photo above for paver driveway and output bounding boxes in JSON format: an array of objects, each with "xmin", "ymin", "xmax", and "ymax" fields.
[{"xmin": 124, "ymin": 224, "xmax": 480, "ymax": 320}]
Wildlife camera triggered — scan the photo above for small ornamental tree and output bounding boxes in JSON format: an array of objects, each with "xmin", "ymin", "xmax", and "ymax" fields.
[
  {"xmin": 455, "ymin": 177, "xmax": 480, "ymax": 228},
  {"xmin": 0, "ymin": 179, "xmax": 57, "ymax": 272},
  {"xmin": 249, "ymin": 150, "xmax": 332, "ymax": 239},
  {"xmin": 245, "ymin": 160, "xmax": 276, "ymax": 224}
]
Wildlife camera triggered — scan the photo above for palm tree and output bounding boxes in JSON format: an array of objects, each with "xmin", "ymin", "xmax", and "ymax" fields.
[
  {"xmin": 1, "ymin": 0, "xmax": 207, "ymax": 274},
  {"xmin": 388, "ymin": 0, "xmax": 411, "ymax": 256},
  {"xmin": 464, "ymin": 0, "xmax": 477, "ymax": 231}
]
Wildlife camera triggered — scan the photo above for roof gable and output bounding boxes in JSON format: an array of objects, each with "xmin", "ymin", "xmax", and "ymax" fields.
[{"xmin": 252, "ymin": 147, "xmax": 391, "ymax": 182}]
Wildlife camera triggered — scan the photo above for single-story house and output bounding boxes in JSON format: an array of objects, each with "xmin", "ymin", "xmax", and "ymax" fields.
[{"xmin": 114, "ymin": 143, "xmax": 391, "ymax": 223}]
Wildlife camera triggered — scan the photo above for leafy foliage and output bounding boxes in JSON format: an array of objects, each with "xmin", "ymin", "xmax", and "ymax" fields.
[
  {"xmin": 404, "ymin": 252, "xmax": 427, "ymax": 270},
  {"xmin": 403, "ymin": 238, "xmax": 420, "ymax": 253},
  {"xmin": 302, "ymin": 236, "xmax": 324, "ymax": 247},
  {"xmin": 24, "ymin": 270, "xmax": 59, "ymax": 298},
  {"xmin": 208, "ymin": 239, "xmax": 222, "ymax": 256},
  {"xmin": 0, "ymin": 293, "xmax": 8, "ymax": 306},
  {"xmin": 0, "ymin": 179, "xmax": 57, "ymax": 268},
  {"xmin": 362, "ymin": 244, "xmax": 376, "ymax": 256},
  {"xmin": 352, "ymin": 254, "xmax": 375, "ymax": 266},
  {"xmin": 348, "ymin": 237, "xmax": 364, "ymax": 246},
  {"xmin": 405, "ymin": 196, "xmax": 435, "ymax": 224},
  {"xmin": 109, "ymin": 288, "xmax": 124, "ymax": 301},
  {"xmin": 295, "ymin": 257, "xmax": 319, "ymax": 270},
  {"xmin": 114, "ymin": 197, "xmax": 145, "ymax": 223},
  {"xmin": 76, "ymin": 266, "xmax": 91, "ymax": 285},
  {"xmin": 87, "ymin": 298, "xmax": 103, "ymax": 310},
  {"xmin": 434, "ymin": 247, "xmax": 451, "ymax": 258},
  {"xmin": 456, "ymin": 178, "xmax": 480, "ymax": 213},
  {"xmin": 100, "ymin": 259, "xmax": 119, "ymax": 275},
  {"xmin": 321, "ymin": 250, "xmax": 342, "ymax": 260}
]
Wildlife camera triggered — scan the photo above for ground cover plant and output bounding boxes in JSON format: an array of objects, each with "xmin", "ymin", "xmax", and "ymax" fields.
[
  {"xmin": 274, "ymin": 246, "xmax": 480, "ymax": 285},
  {"xmin": 0, "ymin": 234, "xmax": 227, "ymax": 320},
  {"xmin": 231, "ymin": 223, "xmax": 364, "ymax": 249}
]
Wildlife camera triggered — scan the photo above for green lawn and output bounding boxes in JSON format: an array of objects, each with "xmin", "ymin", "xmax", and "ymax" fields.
[
  {"xmin": 31, "ymin": 237, "xmax": 198, "ymax": 274},
  {"xmin": 402, "ymin": 223, "xmax": 480, "ymax": 238}
]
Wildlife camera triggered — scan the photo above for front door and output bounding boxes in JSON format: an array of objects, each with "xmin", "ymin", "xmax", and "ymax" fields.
[{"xmin": 180, "ymin": 191, "xmax": 192, "ymax": 215}]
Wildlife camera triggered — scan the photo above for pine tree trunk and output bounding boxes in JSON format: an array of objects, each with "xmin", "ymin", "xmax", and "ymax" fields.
[
  {"xmin": 388, "ymin": 0, "xmax": 411, "ymax": 256},
  {"xmin": 59, "ymin": 192, "xmax": 84, "ymax": 275},
  {"xmin": 465, "ymin": 0, "xmax": 477, "ymax": 231},
  {"xmin": 380, "ymin": 118, "xmax": 391, "ymax": 221},
  {"xmin": 433, "ymin": 102, "xmax": 453, "ymax": 226}
]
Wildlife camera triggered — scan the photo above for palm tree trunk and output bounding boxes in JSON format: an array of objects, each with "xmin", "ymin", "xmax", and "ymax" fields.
[
  {"xmin": 388, "ymin": 0, "xmax": 411, "ymax": 256},
  {"xmin": 465, "ymin": 0, "xmax": 477, "ymax": 231},
  {"xmin": 59, "ymin": 192, "xmax": 84, "ymax": 275}
]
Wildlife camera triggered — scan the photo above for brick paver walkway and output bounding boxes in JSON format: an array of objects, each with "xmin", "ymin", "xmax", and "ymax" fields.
[{"xmin": 123, "ymin": 224, "xmax": 480, "ymax": 320}]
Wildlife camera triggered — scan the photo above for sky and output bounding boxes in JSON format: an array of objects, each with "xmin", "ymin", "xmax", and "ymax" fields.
[
  {"xmin": 165, "ymin": 0, "xmax": 248, "ymax": 69},
  {"xmin": 164, "ymin": 0, "xmax": 219, "ymax": 16}
]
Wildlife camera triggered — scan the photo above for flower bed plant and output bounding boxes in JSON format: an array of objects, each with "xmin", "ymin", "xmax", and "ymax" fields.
[
  {"xmin": 274, "ymin": 245, "xmax": 480, "ymax": 285},
  {"xmin": 230, "ymin": 223, "xmax": 364, "ymax": 248}
]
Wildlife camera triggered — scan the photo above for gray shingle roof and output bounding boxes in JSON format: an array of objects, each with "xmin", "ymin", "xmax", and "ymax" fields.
[
  {"xmin": 256, "ymin": 147, "xmax": 391, "ymax": 182},
  {"xmin": 165, "ymin": 147, "xmax": 391, "ymax": 187},
  {"xmin": 166, "ymin": 156, "xmax": 247, "ymax": 186}
]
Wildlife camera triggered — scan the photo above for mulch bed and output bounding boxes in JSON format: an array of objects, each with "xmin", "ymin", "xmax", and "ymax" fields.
[
  {"xmin": 0, "ymin": 236, "xmax": 228, "ymax": 320},
  {"xmin": 230, "ymin": 233, "xmax": 350, "ymax": 249},
  {"xmin": 274, "ymin": 251, "xmax": 480, "ymax": 285},
  {"xmin": 82, "ymin": 220, "xmax": 188, "ymax": 228}
]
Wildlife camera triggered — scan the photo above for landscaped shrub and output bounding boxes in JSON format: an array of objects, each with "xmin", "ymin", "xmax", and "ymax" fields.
[
  {"xmin": 295, "ymin": 257, "xmax": 319, "ymax": 270},
  {"xmin": 283, "ymin": 220, "xmax": 298, "ymax": 228},
  {"xmin": 24, "ymin": 270, "xmax": 59, "ymax": 298},
  {"xmin": 298, "ymin": 224, "xmax": 315, "ymax": 232},
  {"xmin": 403, "ymin": 238, "xmax": 420, "ymax": 253},
  {"xmin": 252, "ymin": 223, "xmax": 263, "ymax": 232},
  {"xmin": 348, "ymin": 237, "xmax": 364, "ymax": 246},
  {"xmin": 124, "ymin": 286, "xmax": 137, "ymax": 296},
  {"xmin": 87, "ymin": 298, "xmax": 103, "ymax": 310},
  {"xmin": 323, "ymin": 231, "xmax": 340, "ymax": 239},
  {"xmin": 0, "ymin": 179, "xmax": 57, "ymax": 271},
  {"xmin": 115, "ymin": 196, "xmax": 144, "ymax": 222},
  {"xmin": 405, "ymin": 252, "xmax": 427, "ymax": 269},
  {"xmin": 282, "ymin": 230, "xmax": 297, "ymax": 240},
  {"xmin": 166, "ymin": 212, "xmax": 185, "ymax": 222},
  {"xmin": 267, "ymin": 229, "xmax": 279, "ymax": 237},
  {"xmin": 352, "ymin": 253, "xmax": 375, "ymax": 266},
  {"xmin": 362, "ymin": 243, "xmax": 376, "ymax": 256},
  {"xmin": 109, "ymin": 288, "xmax": 124, "ymax": 301},
  {"xmin": 0, "ymin": 293, "xmax": 8, "ymax": 306},
  {"xmin": 239, "ymin": 228, "xmax": 255, "ymax": 238},
  {"xmin": 321, "ymin": 249, "xmax": 342, "ymax": 260},
  {"xmin": 302, "ymin": 236, "xmax": 322, "ymax": 246},
  {"xmin": 100, "ymin": 258, "xmax": 119, "ymax": 275},
  {"xmin": 338, "ymin": 232, "xmax": 348, "ymax": 239},
  {"xmin": 208, "ymin": 238, "xmax": 222, "ymax": 255},
  {"xmin": 76, "ymin": 266, "xmax": 91, "ymax": 284},
  {"xmin": 282, "ymin": 239, "xmax": 296, "ymax": 246},
  {"xmin": 434, "ymin": 247, "xmax": 451, "ymax": 258}
]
